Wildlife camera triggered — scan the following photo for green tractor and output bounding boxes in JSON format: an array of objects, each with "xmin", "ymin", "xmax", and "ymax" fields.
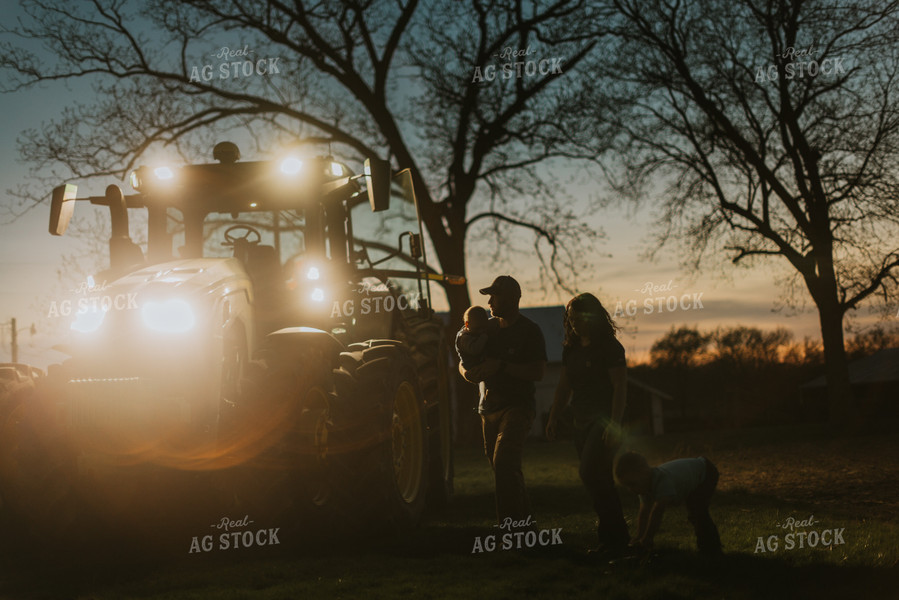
[{"xmin": 1, "ymin": 142, "xmax": 459, "ymax": 540}]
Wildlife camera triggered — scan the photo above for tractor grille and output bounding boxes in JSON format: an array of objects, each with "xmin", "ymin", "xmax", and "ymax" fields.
[{"xmin": 63, "ymin": 377, "xmax": 189, "ymax": 432}]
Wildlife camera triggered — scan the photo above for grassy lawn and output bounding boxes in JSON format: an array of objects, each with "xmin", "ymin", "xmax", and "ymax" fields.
[{"xmin": 1, "ymin": 425, "xmax": 897, "ymax": 599}]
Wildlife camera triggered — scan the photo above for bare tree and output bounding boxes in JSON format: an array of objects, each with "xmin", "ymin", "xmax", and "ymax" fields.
[
  {"xmin": 0, "ymin": 0, "xmax": 610, "ymax": 328},
  {"xmin": 594, "ymin": 0, "xmax": 899, "ymax": 425},
  {"xmin": 650, "ymin": 325, "xmax": 710, "ymax": 368},
  {"xmin": 712, "ymin": 325, "xmax": 792, "ymax": 370}
]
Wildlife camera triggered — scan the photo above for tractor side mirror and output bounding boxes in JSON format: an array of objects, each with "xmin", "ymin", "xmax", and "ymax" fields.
[
  {"xmin": 364, "ymin": 157, "xmax": 391, "ymax": 212},
  {"xmin": 49, "ymin": 184, "xmax": 78, "ymax": 236}
]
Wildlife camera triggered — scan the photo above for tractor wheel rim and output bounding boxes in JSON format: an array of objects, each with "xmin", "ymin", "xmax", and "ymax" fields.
[
  {"xmin": 391, "ymin": 380, "xmax": 422, "ymax": 504},
  {"xmin": 306, "ymin": 387, "xmax": 331, "ymax": 506}
]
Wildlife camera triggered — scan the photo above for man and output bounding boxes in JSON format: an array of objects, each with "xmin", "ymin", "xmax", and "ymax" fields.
[{"xmin": 459, "ymin": 275, "xmax": 546, "ymax": 525}]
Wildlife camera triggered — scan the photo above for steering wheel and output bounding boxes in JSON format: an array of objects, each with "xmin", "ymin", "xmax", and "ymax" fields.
[{"xmin": 222, "ymin": 224, "xmax": 262, "ymax": 247}]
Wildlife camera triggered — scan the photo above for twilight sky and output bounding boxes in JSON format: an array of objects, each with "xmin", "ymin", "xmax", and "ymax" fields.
[{"xmin": 1, "ymin": 1, "xmax": 881, "ymax": 368}]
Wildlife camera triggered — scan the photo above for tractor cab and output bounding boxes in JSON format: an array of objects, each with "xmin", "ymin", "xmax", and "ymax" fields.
[{"xmin": 49, "ymin": 142, "xmax": 440, "ymax": 342}]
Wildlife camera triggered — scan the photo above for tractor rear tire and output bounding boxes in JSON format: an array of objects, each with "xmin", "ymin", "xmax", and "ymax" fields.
[{"xmin": 331, "ymin": 343, "xmax": 429, "ymax": 530}]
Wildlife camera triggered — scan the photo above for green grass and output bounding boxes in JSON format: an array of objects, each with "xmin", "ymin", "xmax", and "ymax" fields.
[{"xmin": 1, "ymin": 427, "xmax": 897, "ymax": 599}]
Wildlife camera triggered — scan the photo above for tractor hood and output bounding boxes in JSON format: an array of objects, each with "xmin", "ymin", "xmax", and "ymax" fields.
[
  {"xmin": 105, "ymin": 257, "xmax": 253, "ymax": 301},
  {"xmin": 61, "ymin": 257, "xmax": 255, "ymax": 347}
]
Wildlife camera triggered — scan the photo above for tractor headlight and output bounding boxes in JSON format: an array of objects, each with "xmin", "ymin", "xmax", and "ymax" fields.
[
  {"xmin": 280, "ymin": 156, "xmax": 303, "ymax": 176},
  {"xmin": 306, "ymin": 266, "xmax": 320, "ymax": 280},
  {"xmin": 141, "ymin": 299, "xmax": 196, "ymax": 333},
  {"xmin": 71, "ymin": 307, "xmax": 108, "ymax": 333},
  {"xmin": 310, "ymin": 288, "xmax": 325, "ymax": 302}
]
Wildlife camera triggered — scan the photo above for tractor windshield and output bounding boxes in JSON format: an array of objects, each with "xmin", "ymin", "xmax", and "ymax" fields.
[{"xmin": 159, "ymin": 206, "xmax": 306, "ymax": 267}]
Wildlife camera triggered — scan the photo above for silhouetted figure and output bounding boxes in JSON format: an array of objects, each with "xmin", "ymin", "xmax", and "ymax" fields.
[
  {"xmin": 455, "ymin": 305, "xmax": 491, "ymax": 369},
  {"xmin": 460, "ymin": 276, "xmax": 546, "ymax": 525},
  {"xmin": 546, "ymin": 293, "xmax": 630, "ymax": 556},
  {"xmin": 616, "ymin": 452, "xmax": 723, "ymax": 555}
]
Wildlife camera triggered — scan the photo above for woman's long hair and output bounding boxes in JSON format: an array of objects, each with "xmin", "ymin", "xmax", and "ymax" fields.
[{"xmin": 563, "ymin": 293, "xmax": 619, "ymax": 348}]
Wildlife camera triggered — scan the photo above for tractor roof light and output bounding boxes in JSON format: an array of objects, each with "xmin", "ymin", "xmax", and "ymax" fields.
[{"xmin": 130, "ymin": 165, "xmax": 178, "ymax": 191}]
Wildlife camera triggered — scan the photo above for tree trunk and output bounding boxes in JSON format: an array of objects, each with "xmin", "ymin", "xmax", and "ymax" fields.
[{"xmin": 816, "ymin": 298, "xmax": 858, "ymax": 431}]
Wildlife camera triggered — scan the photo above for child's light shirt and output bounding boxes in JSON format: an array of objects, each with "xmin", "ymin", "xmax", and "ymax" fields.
[{"xmin": 639, "ymin": 457, "xmax": 708, "ymax": 505}]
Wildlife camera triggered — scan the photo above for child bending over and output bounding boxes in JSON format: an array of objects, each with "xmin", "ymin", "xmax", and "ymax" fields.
[{"xmin": 615, "ymin": 451, "xmax": 722, "ymax": 555}]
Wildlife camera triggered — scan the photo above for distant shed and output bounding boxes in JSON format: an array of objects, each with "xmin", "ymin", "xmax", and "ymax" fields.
[
  {"xmin": 521, "ymin": 306, "xmax": 670, "ymax": 437},
  {"xmin": 799, "ymin": 347, "xmax": 899, "ymax": 420}
]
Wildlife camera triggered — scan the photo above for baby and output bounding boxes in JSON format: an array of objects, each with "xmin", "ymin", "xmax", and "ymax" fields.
[{"xmin": 455, "ymin": 305, "xmax": 490, "ymax": 369}]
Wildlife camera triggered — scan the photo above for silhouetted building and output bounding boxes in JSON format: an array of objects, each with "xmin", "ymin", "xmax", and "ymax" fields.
[
  {"xmin": 799, "ymin": 347, "xmax": 899, "ymax": 420},
  {"xmin": 522, "ymin": 306, "xmax": 670, "ymax": 437}
]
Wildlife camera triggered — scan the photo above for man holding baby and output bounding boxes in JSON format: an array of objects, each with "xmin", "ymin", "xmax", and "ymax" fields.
[{"xmin": 457, "ymin": 275, "xmax": 547, "ymax": 526}]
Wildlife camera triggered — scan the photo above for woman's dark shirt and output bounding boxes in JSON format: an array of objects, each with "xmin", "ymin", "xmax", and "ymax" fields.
[{"xmin": 562, "ymin": 335, "xmax": 626, "ymax": 426}]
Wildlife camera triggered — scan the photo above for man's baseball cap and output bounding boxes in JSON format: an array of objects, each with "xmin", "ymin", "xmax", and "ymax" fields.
[{"xmin": 479, "ymin": 275, "xmax": 521, "ymax": 298}]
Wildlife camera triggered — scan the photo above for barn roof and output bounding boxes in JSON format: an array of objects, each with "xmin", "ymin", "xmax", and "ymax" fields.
[
  {"xmin": 800, "ymin": 347, "xmax": 899, "ymax": 389},
  {"xmin": 520, "ymin": 306, "xmax": 565, "ymax": 363}
]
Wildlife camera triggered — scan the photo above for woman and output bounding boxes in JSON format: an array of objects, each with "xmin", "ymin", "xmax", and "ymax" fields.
[{"xmin": 546, "ymin": 292, "xmax": 630, "ymax": 556}]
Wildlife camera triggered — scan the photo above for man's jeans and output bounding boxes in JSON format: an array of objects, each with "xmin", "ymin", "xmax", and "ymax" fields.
[{"xmin": 481, "ymin": 405, "xmax": 535, "ymax": 524}]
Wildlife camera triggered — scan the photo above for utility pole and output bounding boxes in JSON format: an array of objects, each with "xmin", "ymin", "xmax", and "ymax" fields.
[
  {"xmin": 10, "ymin": 317, "xmax": 17, "ymax": 363},
  {"xmin": 5, "ymin": 318, "xmax": 32, "ymax": 363}
]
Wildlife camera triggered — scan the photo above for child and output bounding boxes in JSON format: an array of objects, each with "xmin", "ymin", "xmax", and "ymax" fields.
[
  {"xmin": 455, "ymin": 305, "xmax": 490, "ymax": 369},
  {"xmin": 615, "ymin": 452, "xmax": 723, "ymax": 555}
]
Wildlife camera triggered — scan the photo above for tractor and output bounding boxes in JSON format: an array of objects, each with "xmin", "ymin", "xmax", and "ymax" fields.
[{"xmin": 0, "ymin": 142, "xmax": 459, "ymax": 541}]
